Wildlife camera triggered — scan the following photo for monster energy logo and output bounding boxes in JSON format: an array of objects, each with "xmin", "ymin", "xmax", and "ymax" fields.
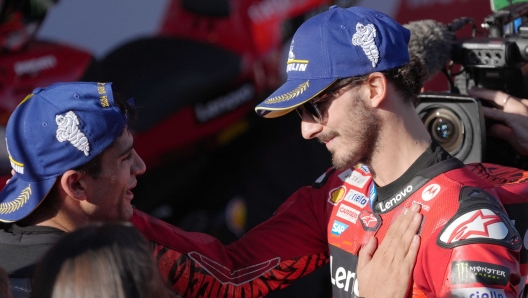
[{"xmin": 452, "ymin": 261, "xmax": 509, "ymax": 286}]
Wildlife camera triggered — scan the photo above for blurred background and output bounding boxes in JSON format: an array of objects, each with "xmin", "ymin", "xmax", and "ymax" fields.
[{"xmin": 0, "ymin": 0, "xmax": 519, "ymax": 297}]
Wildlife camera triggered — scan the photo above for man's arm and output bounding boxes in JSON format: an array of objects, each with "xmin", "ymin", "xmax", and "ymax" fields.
[{"xmin": 131, "ymin": 185, "xmax": 330, "ymax": 297}]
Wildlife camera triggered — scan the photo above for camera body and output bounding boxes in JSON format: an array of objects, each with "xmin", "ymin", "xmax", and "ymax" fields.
[
  {"xmin": 417, "ymin": 3, "xmax": 528, "ymax": 168},
  {"xmin": 416, "ymin": 93, "xmax": 485, "ymax": 164}
]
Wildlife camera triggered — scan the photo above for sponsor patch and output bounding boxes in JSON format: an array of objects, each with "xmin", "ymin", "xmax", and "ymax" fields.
[
  {"xmin": 354, "ymin": 164, "xmax": 370, "ymax": 174},
  {"xmin": 374, "ymin": 185, "xmax": 413, "ymax": 213},
  {"xmin": 359, "ymin": 211, "xmax": 381, "ymax": 232},
  {"xmin": 452, "ymin": 261, "xmax": 509, "ymax": 286},
  {"xmin": 421, "ymin": 183, "xmax": 441, "ymax": 201},
  {"xmin": 55, "ymin": 111, "xmax": 90, "ymax": 156},
  {"xmin": 338, "ymin": 169, "xmax": 370, "ymax": 189},
  {"xmin": 328, "ymin": 186, "xmax": 346, "ymax": 205},
  {"xmin": 285, "ymin": 40, "xmax": 309, "ymax": 73},
  {"xmin": 451, "ymin": 287, "xmax": 506, "ymax": 298},
  {"xmin": 329, "ymin": 249, "xmax": 360, "ymax": 297},
  {"xmin": 344, "ymin": 189, "xmax": 368, "ymax": 209},
  {"xmin": 352, "ymin": 23, "xmax": 379, "ymax": 67},
  {"xmin": 331, "ymin": 220, "xmax": 349, "ymax": 236},
  {"xmin": 336, "ymin": 205, "xmax": 360, "ymax": 224},
  {"xmin": 439, "ymin": 209, "xmax": 508, "ymax": 245},
  {"xmin": 6, "ymin": 142, "xmax": 23, "ymax": 174},
  {"xmin": 411, "ymin": 200, "xmax": 430, "ymax": 212},
  {"xmin": 368, "ymin": 182, "xmax": 377, "ymax": 210}
]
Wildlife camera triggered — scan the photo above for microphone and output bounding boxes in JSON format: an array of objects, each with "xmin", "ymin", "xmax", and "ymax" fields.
[
  {"xmin": 404, "ymin": 20, "xmax": 455, "ymax": 81},
  {"xmin": 445, "ymin": 17, "xmax": 474, "ymax": 32}
]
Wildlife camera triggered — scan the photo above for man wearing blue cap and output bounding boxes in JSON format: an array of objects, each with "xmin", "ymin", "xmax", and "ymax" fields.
[
  {"xmin": 0, "ymin": 82, "xmax": 147, "ymax": 296},
  {"xmin": 131, "ymin": 5, "xmax": 525, "ymax": 298},
  {"xmin": 251, "ymin": 5, "xmax": 523, "ymax": 297},
  {"xmin": 0, "ymin": 6, "xmax": 523, "ymax": 298},
  {"xmin": 0, "ymin": 83, "xmax": 419, "ymax": 297}
]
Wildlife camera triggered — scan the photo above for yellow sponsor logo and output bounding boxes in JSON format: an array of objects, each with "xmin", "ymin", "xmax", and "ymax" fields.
[
  {"xmin": 286, "ymin": 59, "xmax": 309, "ymax": 72},
  {"xmin": 328, "ymin": 186, "xmax": 346, "ymax": 205},
  {"xmin": 97, "ymin": 82, "xmax": 106, "ymax": 94},
  {"xmin": 8, "ymin": 156, "xmax": 24, "ymax": 174},
  {"xmin": 100, "ymin": 95, "xmax": 109, "ymax": 108},
  {"xmin": 97, "ymin": 83, "xmax": 110, "ymax": 107}
]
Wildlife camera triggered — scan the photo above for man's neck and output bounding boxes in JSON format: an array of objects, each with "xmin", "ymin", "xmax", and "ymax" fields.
[
  {"xmin": 34, "ymin": 211, "xmax": 88, "ymax": 233},
  {"xmin": 367, "ymin": 106, "xmax": 431, "ymax": 187}
]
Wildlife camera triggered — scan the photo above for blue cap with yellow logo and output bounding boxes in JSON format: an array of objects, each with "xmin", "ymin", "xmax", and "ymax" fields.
[
  {"xmin": 255, "ymin": 6, "xmax": 410, "ymax": 118},
  {"xmin": 0, "ymin": 82, "xmax": 127, "ymax": 222}
]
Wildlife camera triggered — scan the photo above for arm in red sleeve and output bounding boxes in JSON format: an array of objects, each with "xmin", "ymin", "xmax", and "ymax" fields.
[{"xmin": 131, "ymin": 185, "xmax": 331, "ymax": 297}]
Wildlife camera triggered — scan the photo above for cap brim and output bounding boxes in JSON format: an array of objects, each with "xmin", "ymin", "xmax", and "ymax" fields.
[
  {"xmin": 0, "ymin": 174, "xmax": 56, "ymax": 222},
  {"xmin": 255, "ymin": 78, "xmax": 337, "ymax": 118}
]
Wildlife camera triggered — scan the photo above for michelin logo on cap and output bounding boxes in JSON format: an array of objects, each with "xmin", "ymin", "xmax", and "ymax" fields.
[
  {"xmin": 286, "ymin": 40, "xmax": 309, "ymax": 72},
  {"xmin": 352, "ymin": 23, "xmax": 379, "ymax": 67},
  {"xmin": 55, "ymin": 111, "xmax": 90, "ymax": 156},
  {"xmin": 6, "ymin": 142, "xmax": 23, "ymax": 174}
]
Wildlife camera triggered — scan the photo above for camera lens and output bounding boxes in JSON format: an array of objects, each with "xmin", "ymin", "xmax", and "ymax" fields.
[
  {"xmin": 422, "ymin": 108, "xmax": 464, "ymax": 154},
  {"xmin": 432, "ymin": 118, "xmax": 454, "ymax": 139}
]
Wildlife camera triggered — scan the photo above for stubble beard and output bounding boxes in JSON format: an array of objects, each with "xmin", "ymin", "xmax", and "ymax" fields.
[{"xmin": 330, "ymin": 93, "xmax": 381, "ymax": 170}]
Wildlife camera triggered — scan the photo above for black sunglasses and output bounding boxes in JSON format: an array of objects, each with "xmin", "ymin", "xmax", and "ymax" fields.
[{"xmin": 295, "ymin": 81, "xmax": 349, "ymax": 123}]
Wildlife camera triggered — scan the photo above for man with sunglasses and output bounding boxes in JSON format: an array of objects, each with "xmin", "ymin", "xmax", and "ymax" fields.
[{"xmin": 132, "ymin": 6, "xmax": 525, "ymax": 298}]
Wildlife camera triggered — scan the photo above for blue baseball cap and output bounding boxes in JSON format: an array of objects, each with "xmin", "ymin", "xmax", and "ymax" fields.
[
  {"xmin": 0, "ymin": 82, "xmax": 128, "ymax": 222},
  {"xmin": 255, "ymin": 6, "xmax": 410, "ymax": 118}
]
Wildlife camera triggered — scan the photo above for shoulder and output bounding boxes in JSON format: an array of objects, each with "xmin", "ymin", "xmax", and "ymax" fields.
[{"xmin": 435, "ymin": 186, "xmax": 520, "ymax": 250}]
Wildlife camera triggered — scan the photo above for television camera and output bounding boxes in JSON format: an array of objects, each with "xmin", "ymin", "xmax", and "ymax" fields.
[{"xmin": 416, "ymin": 1, "xmax": 528, "ymax": 168}]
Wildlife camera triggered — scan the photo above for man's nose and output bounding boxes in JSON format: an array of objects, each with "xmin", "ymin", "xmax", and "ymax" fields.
[
  {"xmin": 132, "ymin": 151, "xmax": 147, "ymax": 175},
  {"xmin": 300, "ymin": 113, "xmax": 323, "ymax": 140}
]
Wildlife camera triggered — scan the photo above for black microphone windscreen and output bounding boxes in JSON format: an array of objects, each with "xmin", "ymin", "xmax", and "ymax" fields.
[{"xmin": 404, "ymin": 20, "xmax": 455, "ymax": 81}]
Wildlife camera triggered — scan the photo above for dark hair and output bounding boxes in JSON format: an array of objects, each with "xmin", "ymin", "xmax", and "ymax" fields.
[
  {"xmin": 381, "ymin": 55, "xmax": 427, "ymax": 106},
  {"xmin": 75, "ymin": 90, "xmax": 136, "ymax": 179},
  {"xmin": 17, "ymin": 88, "xmax": 137, "ymax": 226},
  {"xmin": 17, "ymin": 182, "xmax": 63, "ymax": 226},
  {"xmin": 31, "ymin": 222, "xmax": 167, "ymax": 298},
  {"xmin": 335, "ymin": 55, "xmax": 427, "ymax": 107}
]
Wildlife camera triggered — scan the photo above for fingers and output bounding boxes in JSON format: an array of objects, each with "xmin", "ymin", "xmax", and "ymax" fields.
[
  {"xmin": 356, "ymin": 204, "xmax": 422, "ymax": 298},
  {"xmin": 468, "ymin": 87, "xmax": 508, "ymax": 108},
  {"xmin": 383, "ymin": 203, "xmax": 421, "ymax": 244},
  {"xmin": 377, "ymin": 203, "xmax": 422, "ymax": 265},
  {"xmin": 482, "ymin": 106, "xmax": 506, "ymax": 121},
  {"xmin": 357, "ymin": 236, "xmax": 377, "ymax": 270},
  {"xmin": 469, "ymin": 87, "xmax": 528, "ymax": 115},
  {"xmin": 403, "ymin": 234, "xmax": 420, "ymax": 273},
  {"xmin": 391, "ymin": 205, "xmax": 423, "ymax": 263}
]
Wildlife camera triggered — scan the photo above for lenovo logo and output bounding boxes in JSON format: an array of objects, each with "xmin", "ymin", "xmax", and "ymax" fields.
[{"xmin": 375, "ymin": 185, "xmax": 413, "ymax": 213}]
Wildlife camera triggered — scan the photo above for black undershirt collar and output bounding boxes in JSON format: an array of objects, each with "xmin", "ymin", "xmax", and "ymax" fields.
[{"xmin": 375, "ymin": 141, "xmax": 452, "ymax": 201}]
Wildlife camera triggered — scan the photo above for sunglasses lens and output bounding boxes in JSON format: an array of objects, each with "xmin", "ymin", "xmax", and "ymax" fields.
[
  {"xmin": 304, "ymin": 102, "xmax": 321, "ymax": 122},
  {"xmin": 295, "ymin": 108, "xmax": 303, "ymax": 119}
]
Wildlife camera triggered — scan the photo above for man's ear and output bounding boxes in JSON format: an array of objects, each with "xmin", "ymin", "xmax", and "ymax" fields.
[
  {"xmin": 60, "ymin": 170, "xmax": 88, "ymax": 201},
  {"xmin": 365, "ymin": 72, "xmax": 387, "ymax": 108}
]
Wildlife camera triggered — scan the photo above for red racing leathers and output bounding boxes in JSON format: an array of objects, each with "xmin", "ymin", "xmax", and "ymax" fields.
[{"xmin": 131, "ymin": 149, "xmax": 526, "ymax": 298}]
